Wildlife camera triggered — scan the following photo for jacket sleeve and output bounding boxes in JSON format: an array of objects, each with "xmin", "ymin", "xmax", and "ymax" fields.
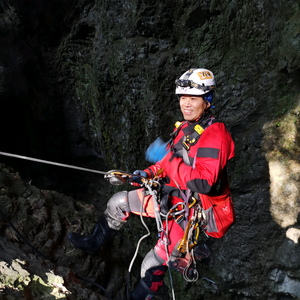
[
  {"xmin": 144, "ymin": 161, "xmax": 166, "ymax": 178},
  {"xmin": 160, "ymin": 123, "xmax": 234, "ymax": 194}
]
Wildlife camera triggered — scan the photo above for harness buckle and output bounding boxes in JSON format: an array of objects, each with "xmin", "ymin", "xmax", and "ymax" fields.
[
  {"xmin": 183, "ymin": 141, "xmax": 190, "ymax": 151},
  {"xmin": 175, "ymin": 121, "xmax": 182, "ymax": 128},
  {"xmin": 194, "ymin": 124, "xmax": 205, "ymax": 135}
]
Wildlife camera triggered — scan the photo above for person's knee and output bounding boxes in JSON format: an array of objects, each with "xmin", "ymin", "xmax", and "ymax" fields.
[
  {"xmin": 140, "ymin": 249, "xmax": 167, "ymax": 293},
  {"xmin": 105, "ymin": 191, "xmax": 130, "ymax": 229},
  {"xmin": 141, "ymin": 249, "xmax": 164, "ymax": 277}
]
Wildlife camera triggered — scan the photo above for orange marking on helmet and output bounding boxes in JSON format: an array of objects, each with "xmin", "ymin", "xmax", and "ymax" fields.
[{"xmin": 197, "ymin": 71, "xmax": 213, "ymax": 80}]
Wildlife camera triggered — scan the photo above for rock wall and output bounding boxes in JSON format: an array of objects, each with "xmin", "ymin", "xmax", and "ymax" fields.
[{"xmin": 0, "ymin": 0, "xmax": 300, "ymax": 299}]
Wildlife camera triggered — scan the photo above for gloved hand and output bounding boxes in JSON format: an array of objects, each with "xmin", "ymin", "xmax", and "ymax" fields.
[
  {"xmin": 145, "ymin": 137, "xmax": 169, "ymax": 164},
  {"xmin": 130, "ymin": 170, "xmax": 148, "ymax": 186}
]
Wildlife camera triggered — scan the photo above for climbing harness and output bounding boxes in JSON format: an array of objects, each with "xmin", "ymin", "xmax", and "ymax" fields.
[
  {"xmin": 162, "ymin": 114, "xmax": 220, "ymax": 284},
  {"xmin": 182, "ymin": 123, "xmax": 205, "ymax": 151},
  {"xmin": 122, "ymin": 167, "xmax": 215, "ymax": 292},
  {"xmin": 168, "ymin": 112, "xmax": 216, "ymax": 167},
  {"xmin": 135, "ymin": 173, "xmax": 213, "ymax": 291},
  {"xmin": 164, "ymin": 196, "xmax": 210, "ymax": 283}
]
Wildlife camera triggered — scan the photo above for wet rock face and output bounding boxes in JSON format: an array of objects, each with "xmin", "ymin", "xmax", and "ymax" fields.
[
  {"xmin": 0, "ymin": 164, "xmax": 99, "ymax": 299},
  {"xmin": 1, "ymin": 0, "xmax": 300, "ymax": 299}
]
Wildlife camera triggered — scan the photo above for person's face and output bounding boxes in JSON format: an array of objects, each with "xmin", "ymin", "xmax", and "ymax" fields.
[{"xmin": 180, "ymin": 95, "xmax": 210, "ymax": 122}]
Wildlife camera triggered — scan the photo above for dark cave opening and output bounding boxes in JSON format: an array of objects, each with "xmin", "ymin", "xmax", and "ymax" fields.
[
  {"xmin": 0, "ymin": 82, "xmax": 108, "ymax": 205},
  {"xmin": 0, "ymin": 0, "xmax": 111, "ymax": 204}
]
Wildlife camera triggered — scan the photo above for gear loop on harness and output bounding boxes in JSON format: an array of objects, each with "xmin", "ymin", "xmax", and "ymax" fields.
[
  {"xmin": 135, "ymin": 147, "xmax": 212, "ymax": 286},
  {"xmin": 165, "ymin": 203, "xmax": 208, "ymax": 283}
]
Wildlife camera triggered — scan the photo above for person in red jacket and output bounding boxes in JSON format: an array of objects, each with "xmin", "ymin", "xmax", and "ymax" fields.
[{"xmin": 68, "ymin": 68, "xmax": 235, "ymax": 300}]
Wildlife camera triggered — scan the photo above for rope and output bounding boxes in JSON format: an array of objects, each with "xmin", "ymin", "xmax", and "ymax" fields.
[
  {"xmin": 127, "ymin": 187, "xmax": 151, "ymax": 299},
  {"xmin": 163, "ymin": 210, "xmax": 176, "ymax": 300},
  {"xmin": 0, "ymin": 151, "xmax": 109, "ymax": 175}
]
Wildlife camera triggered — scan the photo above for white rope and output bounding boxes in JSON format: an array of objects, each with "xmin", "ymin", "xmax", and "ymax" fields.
[
  {"xmin": 0, "ymin": 151, "xmax": 109, "ymax": 175},
  {"xmin": 128, "ymin": 188, "xmax": 151, "ymax": 273},
  {"xmin": 164, "ymin": 211, "xmax": 176, "ymax": 300}
]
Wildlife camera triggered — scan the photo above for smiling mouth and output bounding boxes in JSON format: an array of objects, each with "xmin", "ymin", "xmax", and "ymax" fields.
[{"xmin": 184, "ymin": 110, "xmax": 193, "ymax": 114}]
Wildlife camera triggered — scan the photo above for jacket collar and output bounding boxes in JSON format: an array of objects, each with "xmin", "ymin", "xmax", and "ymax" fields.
[{"xmin": 182, "ymin": 112, "xmax": 213, "ymax": 135}]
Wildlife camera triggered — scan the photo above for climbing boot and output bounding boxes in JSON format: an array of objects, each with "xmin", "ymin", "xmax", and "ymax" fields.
[
  {"xmin": 67, "ymin": 214, "xmax": 118, "ymax": 255},
  {"xmin": 131, "ymin": 279, "xmax": 156, "ymax": 300}
]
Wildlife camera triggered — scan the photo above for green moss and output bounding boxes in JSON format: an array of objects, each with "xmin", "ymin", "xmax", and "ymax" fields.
[
  {"xmin": 274, "ymin": 94, "xmax": 294, "ymax": 117},
  {"xmin": 30, "ymin": 275, "xmax": 55, "ymax": 295}
]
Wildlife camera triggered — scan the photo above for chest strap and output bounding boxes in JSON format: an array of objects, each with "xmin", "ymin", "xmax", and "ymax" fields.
[
  {"xmin": 169, "ymin": 114, "xmax": 216, "ymax": 166},
  {"xmin": 168, "ymin": 121, "xmax": 187, "ymax": 150},
  {"xmin": 182, "ymin": 124, "xmax": 205, "ymax": 151}
]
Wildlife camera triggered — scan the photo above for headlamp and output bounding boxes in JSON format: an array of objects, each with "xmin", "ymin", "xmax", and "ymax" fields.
[
  {"xmin": 175, "ymin": 79, "xmax": 212, "ymax": 92},
  {"xmin": 175, "ymin": 79, "xmax": 192, "ymax": 87}
]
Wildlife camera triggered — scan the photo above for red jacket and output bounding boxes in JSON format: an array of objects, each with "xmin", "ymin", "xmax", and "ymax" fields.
[{"xmin": 145, "ymin": 117, "xmax": 235, "ymax": 238}]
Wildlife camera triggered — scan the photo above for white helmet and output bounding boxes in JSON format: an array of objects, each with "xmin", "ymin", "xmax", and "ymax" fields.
[{"xmin": 175, "ymin": 68, "xmax": 216, "ymax": 96}]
